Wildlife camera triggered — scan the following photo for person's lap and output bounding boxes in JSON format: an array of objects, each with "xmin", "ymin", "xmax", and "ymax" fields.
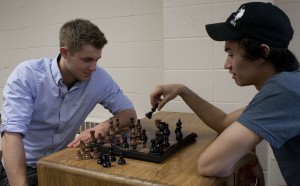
[{"xmin": 0, "ymin": 162, "xmax": 38, "ymax": 186}]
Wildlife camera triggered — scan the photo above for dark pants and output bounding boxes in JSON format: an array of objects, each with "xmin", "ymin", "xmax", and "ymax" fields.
[{"xmin": 0, "ymin": 162, "xmax": 38, "ymax": 186}]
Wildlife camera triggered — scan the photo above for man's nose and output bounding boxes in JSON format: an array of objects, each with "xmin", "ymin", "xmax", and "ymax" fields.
[
  {"xmin": 89, "ymin": 61, "xmax": 97, "ymax": 71},
  {"xmin": 224, "ymin": 59, "xmax": 232, "ymax": 69}
]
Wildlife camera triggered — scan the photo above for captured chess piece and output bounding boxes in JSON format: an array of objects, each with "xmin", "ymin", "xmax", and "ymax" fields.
[
  {"xmin": 145, "ymin": 103, "xmax": 158, "ymax": 119},
  {"xmin": 118, "ymin": 152, "xmax": 126, "ymax": 165}
]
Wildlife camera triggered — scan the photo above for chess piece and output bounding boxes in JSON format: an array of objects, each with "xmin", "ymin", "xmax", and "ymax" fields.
[
  {"xmin": 118, "ymin": 152, "xmax": 126, "ymax": 165},
  {"xmin": 108, "ymin": 144, "xmax": 116, "ymax": 162},
  {"xmin": 145, "ymin": 103, "xmax": 158, "ymax": 119},
  {"xmin": 175, "ymin": 119, "xmax": 183, "ymax": 141},
  {"xmin": 90, "ymin": 130, "xmax": 96, "ymax": 144},
  {"xmin": 121, "ymin": 135, "xmax": 129, "ymax": 148},
  {"xmin": 114, "ymin": 118, "xmax": 121, "ymax": 146},
  {"xmin": 93, "ymin": 147, "xmax": 99, "ymax": 159},
  {"xmin": 162, "ymin": 135, "xmax": 170, "ymax": 148},
  {"xmin": 105, "ymin": 131, "xmax": 111, "ymax": 144},
  {"xmin": 102, "ymin": 154, "xmax": 111, "ymax": 168},
  {"xmin": 83, "ymin": 143, "xmax": 92, "ymax": 160},
  {"xmin": 154, "ymin": 119, "xmax": 161, "ymax": 136},
  {"xmin": 155, "ymin": 134, "xmax": 163, "ymax": 154},
  {"xmin": 115, "ymin": 118, "xmax": 121, "ymax": 135},
  {"xmin": 150, "ymin": 139, "xmax": 157, "ymax": 153},
  {"xmin": 163, "ymin": 123, "xmax": 170, "ymax": 136},
  {"xmin": 76, "ymin": 149, "xmax": 82, "ymax": 160},
  {"xmin": 97, "ymin": 152, "xmax": 104, "ymax": 165},
  {"xmin": 136, "ymin": 120, "xmax": 142, "ymax": 143},
  {"xmin": 140, "ymin": 129, "xmax": 148, "ymax": 148},
  {"xmin": 130, "ymin": 132, "xmax": 138, "ymax": 150},
  {"xmin": 80, "ymin": 140, "xmax": 85, "ymax": 151},
  {"xmin": 109, "ymin": 119, "xmax": 115, "ymax": 137},
  {"xmin": 96, "ymin": 133, "xmax": 104, "ymax": 145}
]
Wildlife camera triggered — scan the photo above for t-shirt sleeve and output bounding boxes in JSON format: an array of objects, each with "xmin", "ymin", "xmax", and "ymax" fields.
[{"xmin": 237, "ymin": 81, "xmax": 300, "ymax": 148}]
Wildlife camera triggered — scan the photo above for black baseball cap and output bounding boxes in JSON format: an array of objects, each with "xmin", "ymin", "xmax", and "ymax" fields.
[{"xmin": 205, "ymin": 2, "xmax": 294, "ymax": 48}]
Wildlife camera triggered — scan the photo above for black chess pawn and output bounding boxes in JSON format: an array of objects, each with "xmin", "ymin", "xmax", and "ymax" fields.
[
  {"xmin": 121, "ymin": 135, "xmax": 129, "ymax": 148},
  {"xmin": 108, "ymin": 144, "xmax": 116, "ymax": 162},
  {"xmin": 145, "ymin": 103, "xmax": 158, "ymax": 119},
  {"xmin": 163, "ymin": 123, "xmax": 170, "ymax": 136},
  {"xmin": 155, "ymin": 134, "xmax": 163, "ymax": 155},
  {"xmin": 140, "ymin": 129, "xmax": 148, "ymax": 148},
  {"xmin": 97, "ymin": 152, "xmax": 104, "ymax": 165},
  {"xmin": 102, "ymin": 154, "xmax": 111, "ymax": 168},
  {"xmin": 118, "ymin": 152, "xmax": 126, "ymax": 165},
  {"xmin": 162, "ymin": 135, "xmax": 170, "ymax": 148},
  {"xmin": 175, "ymin": 119, "xmax": 183, "ymax": 141},
  {"xmin": 150, "ymin": 139, "xmax": 157, "ymax": 153}
]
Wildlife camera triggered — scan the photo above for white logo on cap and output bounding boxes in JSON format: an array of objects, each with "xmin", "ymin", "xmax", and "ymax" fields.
[{"xmin": 230, "ymin": 6, "xmax": 245, "ymax": 26}]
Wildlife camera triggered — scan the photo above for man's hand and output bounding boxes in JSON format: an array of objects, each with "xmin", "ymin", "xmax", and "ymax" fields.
[
  {"xmin": 67, "ymin": 121, "xmax": 109, "ymax": 148},
  {"xmin": 150, "ymin": 84, "xmax": 185, "ymax": 111}
]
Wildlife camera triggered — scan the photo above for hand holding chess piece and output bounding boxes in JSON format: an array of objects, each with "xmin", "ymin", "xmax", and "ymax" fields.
[{"xmin": 145, "ymin": 103, "xmax": 158, "ymax": 119}]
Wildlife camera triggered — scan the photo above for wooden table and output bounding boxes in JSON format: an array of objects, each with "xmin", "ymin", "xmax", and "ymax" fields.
[{"xmin": 37, "ymin": 112, "xmax": 228, "ymax": 186}]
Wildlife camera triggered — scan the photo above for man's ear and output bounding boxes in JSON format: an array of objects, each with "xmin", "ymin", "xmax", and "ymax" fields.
[
  {"xmin": 260, "ymin": 44, "xmax": 270, "ymax": 58},
  {"xmin": 60, "ymin": 47, "xmax": 68, "ymax": 58}
]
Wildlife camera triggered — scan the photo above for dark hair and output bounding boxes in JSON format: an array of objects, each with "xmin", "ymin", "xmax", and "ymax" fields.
[
  {"xmin": 238, "ymin": 37, "xmax": 299, "ymax": 72},
  {"xmin": 59, "ymin": 19, "xmax": 107, "ymax": 55}
]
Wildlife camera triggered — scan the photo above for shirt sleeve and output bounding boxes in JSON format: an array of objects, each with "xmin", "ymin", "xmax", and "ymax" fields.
[
  {"xmin": 1, "ymin": 62, "xmax": 36, "ymax": 136},
  {"xmin": 93, "ymin": 68, "xmax": 134, "ymax": 114},
  {"xmin": 237, "ymin": 80, "xmax": 300, "ymax": 148}
]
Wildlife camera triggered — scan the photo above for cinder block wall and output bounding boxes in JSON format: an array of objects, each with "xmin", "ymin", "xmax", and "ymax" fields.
[
  {"xmin": 1, "ymin": 0, "xmax": 299, "ymax": 185},
  {"xmin": 0, "ymin": 0, "xmax": 165, "ymax": 120}
]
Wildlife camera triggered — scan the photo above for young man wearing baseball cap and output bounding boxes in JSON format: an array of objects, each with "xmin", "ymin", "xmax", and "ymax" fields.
[{"xmin": 150, "ymin": 2, "xmax": 299, "ymax": 185}]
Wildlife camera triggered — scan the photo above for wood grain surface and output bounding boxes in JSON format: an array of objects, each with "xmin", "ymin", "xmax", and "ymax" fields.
[{"xmin": 37, "ymin": 111, "xmax": 228, "ymax": 186}]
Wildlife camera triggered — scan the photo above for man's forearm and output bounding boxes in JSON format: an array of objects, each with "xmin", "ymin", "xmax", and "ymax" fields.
[
  {"xmin": 179, "ymin": 86, "xmax": 243, "ymax": 133},
  {"xmin": 2, "ymin": 132, "xmax": 28, "ymax": 186}
]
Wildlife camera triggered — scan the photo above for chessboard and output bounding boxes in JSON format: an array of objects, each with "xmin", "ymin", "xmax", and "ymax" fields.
[
  {"xmin": 78, "ymin": 117, "xmax": 197, "ymax": 164},
  {"xmin": 94, "ymin": 119, "xmax": 197, "ymax": 163}
]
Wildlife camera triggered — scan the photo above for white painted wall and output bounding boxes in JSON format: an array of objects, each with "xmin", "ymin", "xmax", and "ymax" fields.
[{"xmin": 1, "ymin": 0, "xmax": 299, "ymax": 185}]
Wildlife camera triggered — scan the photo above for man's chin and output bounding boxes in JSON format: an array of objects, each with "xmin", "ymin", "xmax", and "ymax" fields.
[{"xmin": 78, "ymin": 77, "xmax": 90, "ymax": 82}]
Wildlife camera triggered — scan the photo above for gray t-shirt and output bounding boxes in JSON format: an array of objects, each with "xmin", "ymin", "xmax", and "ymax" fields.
[{"xmin": 238, "ymin": 71, "xmax": 300, "ymax": 186}]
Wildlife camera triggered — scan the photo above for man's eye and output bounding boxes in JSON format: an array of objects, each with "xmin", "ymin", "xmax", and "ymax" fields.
[{"xmin": 83, "ymin": 59, "xmax": 92, "ymax": 62}]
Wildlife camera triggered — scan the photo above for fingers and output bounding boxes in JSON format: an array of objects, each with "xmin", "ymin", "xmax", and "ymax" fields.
[
  {"xmin": 150, "ymin": 85, "xmax": 167, "ymax": 111},
  {"xmin": 67, "ymin": 131, "xmax": 92, "ymax": 148}
]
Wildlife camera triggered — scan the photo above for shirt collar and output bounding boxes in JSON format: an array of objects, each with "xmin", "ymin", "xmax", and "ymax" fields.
[{"xmin": 51, "ymin": 54, "xmax": 63, "ymax": 85}]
